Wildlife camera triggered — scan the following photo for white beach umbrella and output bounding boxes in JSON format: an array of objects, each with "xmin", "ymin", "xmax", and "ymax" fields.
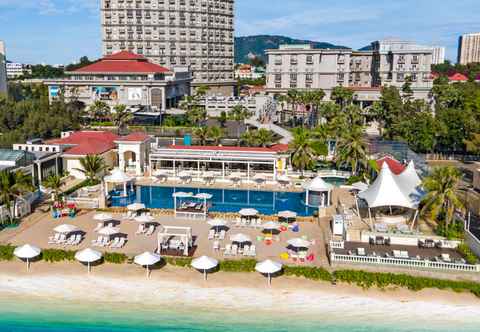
[
  {"xmin": 93, "ymin": 213, "xmax": 113, "ymax": 222},
  {"xmin": 239, "ymin": 208, "xmax": 258, "ymax": 217},
  {"xmin": 75, "ymin": 248, "xmax": 102, "ymax": 273},
  {"xmin": 287, "ymin": 238, "xmax": 311, "ymax": 249},
  {"xmin": 134, "ymin": 214, "xmax": 155, "ymax": 224},
  {"xmin": 207, "ymin": 218, "xmax": 227, "ymax": 228},
  {"xmin": 54, "ymin": 224, "xmax": 79, "ymax": 234},
  {"xmin": 127, "ymin": 203, "xmax": 146, "ymax": 211},
  {"xmin": 255, "ymin": 260, "xmax": 283, "ymax": 285},
  {"xmin": 263, "ymin": 221, "xmax": 280, "ymax": 231},
  {"xmin": 98, "ymin": 226, "xmax": 121, "ymax": 236},
  {"xmin": 194, "ymin": 193, "xmax": 213, "ymax": 200},
  {"xmin": 230, "ymin": 233, "xmax": 251, "ymax": 243},
  {"xmin": 14, "ymin": 244, "xmax": 41, "ymax": 271},
  {"xmin": 278, "ymin": 210, "xmax": 297, "ymax": 219},
  {"xmin": 134, "ymin": 251, "xmax": 162, "ymax": 278},
  {"xmin": 191, "ymin": 256, "xmax": 219, "ymax": 281},
  {"xmin": 172, "ymin": 192, "xmax": 193, "ymax": 198}
]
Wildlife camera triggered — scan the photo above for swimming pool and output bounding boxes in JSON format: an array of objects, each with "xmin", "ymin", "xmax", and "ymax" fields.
[{"xmin": 110, "ymin": 186, "xmax": 318, "ymax": 216}]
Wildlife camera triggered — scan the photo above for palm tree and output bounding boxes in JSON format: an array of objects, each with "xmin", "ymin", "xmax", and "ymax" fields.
[
  {"xmin": 255, "ymin": 128, "xmax": 275, "ymax": 147},
  {"xmin": 0, "ymin": 170, "xmax": 35, "ymax": 224},
  {"xmin": 289, "ymin": 128, "xmax": 318, "ymax": 176},
  {"xmin": 240, "ymin": 130, "xmax": 258, "ymax": 147},
  {"xmin": 87, "ymin": 101, "xmax": 110, "ymax": 122},
  {"xmin": 111, "ymin": 104, "xmax": 134, "ymax": 134},
  {"xmin": 335, "ymin": 127, "xmax": 368, "ymax": 176},
  {"xmin": 420, "ymin": 166, "xmax": 464, "ymax": 231},
  {"xmin": 187, "ymin": 106, "xmax": 207, "ymax": 126},
  {"xmin": 193, "ymin": 127, "xmax": 210, "ymax": 146},
  {"xmin": 74, "ymin": 155, "xmax": 107, "ymax": 183},
  {"xmin": 287, "ymin": 89, "xmax": 300, "ymax": 124},
  {"xmin": 43, "ymin": 174, "xmax": 63, "ymax": 203},
  {"xmin": 208, "ymin": 126, "xmax": 224, "ymax": 146},
  {"xmin": 229, "ymin": 105, "xmax": 251, "ymax": 121}
]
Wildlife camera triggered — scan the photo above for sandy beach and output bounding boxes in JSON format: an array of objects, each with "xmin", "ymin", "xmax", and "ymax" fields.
[{"xmin": 0, "ymin": 260, "xmax": 479, "ymax": 325}]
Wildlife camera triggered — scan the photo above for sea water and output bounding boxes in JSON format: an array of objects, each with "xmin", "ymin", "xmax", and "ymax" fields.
[{"xmin": 0, "ymin": 295, "xmax": 478, "ymax": 332}]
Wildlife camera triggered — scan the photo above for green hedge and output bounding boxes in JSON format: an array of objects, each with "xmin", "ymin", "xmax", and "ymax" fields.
[
  {"xmin": 41, "ymin": 249, "xmax": 76, "ymax": 263},
  {"xmin": 164, "ymin": 256, "xmax": 192, "ymax": 267},
  {"xmin": 104, "ymin": 252, "xmax": 128, "ymax": 264},
  {"xmin": 333, "ymin": 269, "xmax": 480, "ymax": 297},
  {"xmin": 218, "ymin": 259, "xmax": 257, "ymax": 272},
  {"xmin": 0, "ymin": 245, "xmax": 15, "ymax": 261},
  {"xmin": 457, "ymin": 243, "xmax": 479, "ymax": 265},
  {"xmin": 283, "ymin": 266, "xmax": 332, "ymax": 282}
]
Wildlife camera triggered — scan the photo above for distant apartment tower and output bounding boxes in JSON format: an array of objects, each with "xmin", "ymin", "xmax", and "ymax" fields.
[
  {"xmin": 0, "ymin": 41, "xmax": 7, "ymax": 95},
  {"xmin": 458, "ymin": 33, "xmax": 480, "ymax": 65},
  {"xmin": 6, "ymin": 62, "xmax": 32, "ymax": 79},
  {"xmin": 266, "ymin": 39, "xmax": 433, "ymax": 103},
  {"xmin": 430, "ymin": 46, "xmax": 446, "ymax": 65},
  {"xmin": 101, "ymin": 0, "xmax": 235, "ymax": 95}
]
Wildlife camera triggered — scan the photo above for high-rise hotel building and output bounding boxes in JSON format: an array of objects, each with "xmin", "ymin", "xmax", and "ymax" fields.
[
  {"xmin": 101, "ymin": 0, "xmax": 235, "ymax": 95},
  {"xmin": 458, "ymin": 33, "xmax": 480, "ymax": 65},
  {"xmin": 0, "ymin": 41, "xmax": 7, "ymax": 95}
]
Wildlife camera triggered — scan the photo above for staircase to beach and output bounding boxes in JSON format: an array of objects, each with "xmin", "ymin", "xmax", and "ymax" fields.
[{"xmin": 244, "ymin": 117, "xmax": 293, "ymax": 144}]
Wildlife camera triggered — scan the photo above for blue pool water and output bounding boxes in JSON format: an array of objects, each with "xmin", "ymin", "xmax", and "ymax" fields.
[{"xmin": 111, "ymin": 186, "xmax": 318, "ymax": 216}]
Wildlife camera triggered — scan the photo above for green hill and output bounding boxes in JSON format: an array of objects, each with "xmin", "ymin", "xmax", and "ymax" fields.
[{"xmin": 234, "ymin": 35, "xmax": 349, "ymax": 64}]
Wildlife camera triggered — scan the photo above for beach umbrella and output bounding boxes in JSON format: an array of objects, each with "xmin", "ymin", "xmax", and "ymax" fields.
[
  {"xmin": 230, "ymin": 233, "xmax": 251, "ymax": 244},
  {"xmin": 208, "ymin": 218, "xmax": 227, "ymax": 228},
  {"xmin": 54, "ymin": 224, "xmax": 79, "ymax": 234},
  {"xmin": 239, "ymin": 208, "xmax": 258, "ymax": 217},
  {"xmin": 93, "ymin": 213, "xmax": 113, "ymax": 222},
  {"xmin": 278, "ymin": 210, "xmax": 297, "ymax": 219},
  {"xmin": 14, "ymin": 244, "xmax": 41, "ymax": 271},
  {"xmin": 134, "ymin": 251, "xmax": 161, "ymax": 278},
  {"xmin": 75, "ymin": 248, "xmax": 102, "ymax": 274},
  {"xmin": 255, "ymin": 260, "xmax": 283, "ymax": 286},
  {"xmin": 98, "ymin": 226, "xmax": 120, "ymax": 236},
  {"xmin": 191, "ymin": 256, "xmax": 218, "ymax": 281},
  {"xmin": 287, "ymin": 238, "xmax": 311, "ymax": 249},
  {"xmin": 194, "ymin": 193, "xmax": 213, "ymax": 200},
  {"xmin": 134, "ymin": 214, "xmax": 155, "ymax": 224},
  {"xmin": 172, "ymin": 192, "xmax": 193, "ymax": 198},
  {"xmin": 127, "ymin": 203, "xmax": 145, "ymax": 211},
  {"xmin": 262, "ymin": 221, "xmax": 280, "ymax": 235}
]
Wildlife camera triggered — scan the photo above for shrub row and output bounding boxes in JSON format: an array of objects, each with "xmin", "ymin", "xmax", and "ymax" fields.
[
  {"xmin": 457, "ymin": 243, "xmax": 479, "ymax": 265},
  {"xmin": 217, "ymin": 259, "xmax": 257, "ymax": 272},
  {"xmin": 0, "ymin": 244, "xmax": 15, "ymax": 261},
  {"xmin": 41, "ymin": 249, "xmax": 76, "ymax": 263},
  {"xmin": 164, "ymin": 256, "xmax": 193, "ymax": 267},
  {"xmin": 63, "ymin": 179, "xmax": 101, "ymax": 196}
]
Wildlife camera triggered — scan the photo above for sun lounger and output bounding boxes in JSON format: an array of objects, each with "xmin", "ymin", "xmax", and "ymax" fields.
[
  {"xmin": 145, "ymin": 225, "xmax": 155, "ymax": 236},
  {"xmin": 249, "ymin": 245, "xmax": 256, "ymax": 257},
  {"xmin": 441, "ymin": 253, "xmax": 452, "ymax": 262},
  {"xmin": 208, "ymin": 229, "xmax": 215, "ymax": 240},
  {"xmin": 48, "ymin": 233, "xmax": 61, "ymax": 244},
  {"xmin": 110, "ymin": 237, "xmax": 120, "ymax": 248},
  {"xmin": 243, "ymin": 245, "xmax": 250, "ymax": 256},
  {"xmin": 299, "ymin": 251, "xmax": 307, "ymax": 263},
  {"xmin": 135, "ymin": 224, "xmax": 145, "ymax": 235},
  {"xmin": 219, "ymin": 230, "xmax": 226, "ymax": 240},
  {"xmin": 107, "ymin": 223, "xmax": 114, "ymax": 228},
  {"xmin": 72, "ymin": 234, "xmax": 82, "ymax": 245},
  {"xmin": 224, "ymin": 244, "xmax": 232, "ymax": 256},
  {"xmin": 213, "ymin": 240, "xmax": 220, "ymax": 251},
  {"xmin": 231, "ymin": 244, "xmax": 238, "ymax": 256},
  {"xmin": 117, "ymin": 237, "xmax": 126, "ymax": 248},
  {"xmin": 65, "ymin": 235, "xmax": 76, "ymax": 246},
  {"xmin": 357, "ymin": 248, "xmax": 366, "ymax": 256},
  {"xmin": 57, "ymin": 234, "xmax": 67, "ymax": 244}
]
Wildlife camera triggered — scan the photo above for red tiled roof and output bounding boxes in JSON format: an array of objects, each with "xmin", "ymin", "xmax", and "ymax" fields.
[
  {"xmin": 47, "ymin": 131, "xmax": 119, "ymax": 156},
  {"xmin": 376, "ymin": 156, "xmax": 406, "ymax": 175},
  {"xmin": 72, "ymin": 51, "xmax": 170, "ymax": 74},
  {"xmin": 116, "ymin": 132, "xmax": 151, "ymax": 142},
  {"xmin": 166, "ymin": 144, "xmax": 289, "ymax": 153},
  {"xmin": 448, "ymin": 73, "xmax": 468, "ymax": 81}
]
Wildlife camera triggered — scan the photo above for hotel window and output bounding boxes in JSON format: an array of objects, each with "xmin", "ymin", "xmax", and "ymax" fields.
[
  {"xmin": 290, "ymin": 55, "xmax": 298, "ymax": 65},
  {"xmin": 274, "ymin": 55, "xmax": 282, "ymax": 65},
  {"xmin": 337, "ymin": 73, "xmax": 345, "ymax": 82},
  {"xmin": 306, "ymin": 55, "xmax": 313, "ymax": 65},
  {"xmin": 397, "ymin": 73, "xmax": 405, "ymax": 82},
  {"xmin": 305, "ymin": 73, "xmax": 313, "ymax": 82}
]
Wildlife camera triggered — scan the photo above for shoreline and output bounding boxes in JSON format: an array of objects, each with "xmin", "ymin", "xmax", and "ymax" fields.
[{"xmin": 0, "ymin": 261, "xmax": 479, "ymax": 315}]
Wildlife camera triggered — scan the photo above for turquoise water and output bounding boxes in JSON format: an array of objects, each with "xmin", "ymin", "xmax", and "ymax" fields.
[{"xmin": 0, "ymin": 296, "xmax": 477, "ymax": 332}]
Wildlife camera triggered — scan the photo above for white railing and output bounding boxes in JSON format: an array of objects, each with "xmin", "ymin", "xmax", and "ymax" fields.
[
  {"xmin": 329, "ymin": 241, "xmax": 345, "ymax": 249},
  {"xmin": 67, "ymin": 197, "xmax": 99, "ymax": 209},
  {"xmin": 316, "ymin": 170, "xmax": 351, "ymax": 178},
  {"xmin": 330, "ymin": 252, "xmax": 480, "ymax": 273}
]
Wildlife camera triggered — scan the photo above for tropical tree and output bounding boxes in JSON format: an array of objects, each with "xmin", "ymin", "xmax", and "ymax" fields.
[
  {"xmin": 0, "ymin": 170, "xmax": 34, "ymax": 224},
  {"xmin": 240, "ymin": 130, "xmax": 258, "ymax": 147},
  {"xmin": 87, "ymin": 100, "xmax": 110, "ymax": 122},
  {"xmin": 229, "ymin": 105, "xmax": 251, "ymax": 121},
  {"xmin": 43, "ymin": 174, "xmax": 63, "ymax": 203},
  {"xmin": 111, "ymin": 104, "xmax": 134, "ymax": 134},
  {"xmin": 74, "ymin": 155, "xmax": 107, "ymax": 183},
  {"xmin": 193, "ymin": 127, "xmax": 210, "ymax": 146},
  {"xmin": 289, "ymin": 128, "xmax": 326, "ymax": 175},
  {"xmin": 187, "ymin": 107, "xmax": 207, "ymax": 126},
  {"xmin": 335, "ymin": 127, "xmax": 368, "ymax": 177},
  {"xmin": 255, "ymin": 128, "xmax": 275, "ymax": 147},
  {"xmin": 331, "ymin": 86, "xmax": 354, "ymax": 109},
  {"xmin": 420, "ymin": 166, "xmax": 465, "ymax": 231},
  {"xmin": 208, "ymin": 126, "xmax": 224, "ymax": 145}
]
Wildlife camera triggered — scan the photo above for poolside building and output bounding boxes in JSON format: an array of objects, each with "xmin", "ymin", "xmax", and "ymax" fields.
[
  {"xmin": 149, "ymin": 144, "xmax": 290, "ymax": 182},
  {"xmin": 44, "ymin": 51, "xmax": 192, "ymax": 112}
]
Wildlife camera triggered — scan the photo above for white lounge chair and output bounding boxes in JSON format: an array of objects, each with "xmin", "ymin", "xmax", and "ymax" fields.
[
  {"xmin": 441, "ymin": 253, "xmax": 452, "ymax": 262},
  {"xmin": 208, "ymin": 229, "xmax": 215, "ymax": 240},
  {"xmin": 116, "ymin": 237, "xmax": 126, "ymax": 248},
  {"xmin": 135, "ymin": 224, "xmax": 145, "ymax": 235},
  {"xmin": 243, "ymin": 245, "xmax": 250, "ymax": 256},
  {"xmin": 213, "ymin": 241, "xmax": 220, "ymax": 251},
  {"xmin": 249, "ymin": 245, "xmax": 256, "ymax": 257},
  {"xmin": 110, "ymin": 237, "xmax": 120, "ymax": 248},
  {"xmin": 48, "ymin": 233, "xmax": 61, "ymax": 244},
  {"xmin": 231, "ymin": 244, "xmax": 238, "ymax": 256},
  {"xmin": 145, "ymin": 225, "xmax": 155, "ymax": 236},
  {"xmin": 224, "ymin": 244, "xmax": 232, "ymax": 256},
  {"xmin": 72, "ymin": 234, "xmax": 82, "ymax": 245},
  {"xmin": 65, "ymin": 235, "xmax": 76, "ymax": 246},
  {"xmin": 57, "ymin": 234, "xmax": 67, "ymax": 244},
  {"xmin": 219, "ymin": 230, "xmax": 226, "ymax": 240}
]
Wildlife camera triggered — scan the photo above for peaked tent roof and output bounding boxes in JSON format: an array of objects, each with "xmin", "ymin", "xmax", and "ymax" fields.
[
  {"xmin": 396, "ymin": 160, "xmax": 422, "ymax": 194},
  {"xmin": 358, "ymin": 162, "xmax": 417, "ymax": 209},
  {"xmin": 303, "ymin": 176, "xmax": 334, "ymax": 192},
  {"xmin": 376, "ymin": 156, "xmax": 406, "ymax": 175},
  {"xmin": 448, "ymin": 73, "xmax": 468, "ymax": 81}
]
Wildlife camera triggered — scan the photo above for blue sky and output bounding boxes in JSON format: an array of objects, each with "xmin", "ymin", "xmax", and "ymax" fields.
[{"xmin": 1, "ymin": 0, "xmax": 479, "ymax": 64}]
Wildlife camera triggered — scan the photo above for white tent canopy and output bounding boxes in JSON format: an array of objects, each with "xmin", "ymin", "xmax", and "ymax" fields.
[
  {"xmin": 278, "ymin": 210, "xmax": 297, "ymax": 219},
  {"xmin": 287, "ymin": 238, "xmax": 311, "ymax": 248},
  {"xmin": 127, "ymin": 203, "xmax": 146, "ymax": 211},
  {"xmin": 239, "ymin": 208, "xmax": 258, "ymax": 217},
  {"xmin": 54, "ymin": 224, "xmax": 79, "ymax": 234},
  {"xmin": 191, "ymin": 256, "xmax": 219, "ymax": 280},
  {"xmin": 396, "ymin": 160, "xmax": 422, "ymax": 195},
  {"xmin": 134, "ymin": 214, "xmax": 155, "ymax": 224},
  {"xmin": 303, "ymin": 176, "xmax": 334, "ymax": 191},
  {"xmin": 358, "ymin": 162, "xmax": 420, "ymax": 209},
  {"xmin": 14, "ymin": 244, "xmax": 41, "ymax": 270},
  {"xmin": 98, "ymin": 226, "xmax": 121, "ymax": 236},
  {"xmin": 262, "ymin": 221, "xmax": 280, "ymax": 230},
  {"xmin": 230, "ymin": 233, "xmax": 252, "ymax": 243},
  {"xmin": 93, "ymin": 213, "xmax": 113, "ymax": 222},
  {"xmin": 104, "ymin": 168, "xmax": 132, "ymax": 183},
  {"xmin": 303, "ymin": 176, "xmax": 333, "ymax": 208},
  {"xmin": 208, "ymin": 219, "xmax": 227, "ymax": 227}
]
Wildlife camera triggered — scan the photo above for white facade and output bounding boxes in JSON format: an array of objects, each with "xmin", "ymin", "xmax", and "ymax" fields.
[
  {"xmin": 6, "ymin": 62, "xmax": 31, "ymax": 78},
  {"xmin": 0, "ymin": 41, "xmax": 7, "ymax": 95},
  {"xmin": 101, "ymin": 0, "xmax": 235, "ymax": 92},
  {"xmin": 458, "ymin": 33, "xmax": 480, "ymax": 65},
  {"xmin": 430, "ymin": 46, "xmax": 446, "ymax": 65}
]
